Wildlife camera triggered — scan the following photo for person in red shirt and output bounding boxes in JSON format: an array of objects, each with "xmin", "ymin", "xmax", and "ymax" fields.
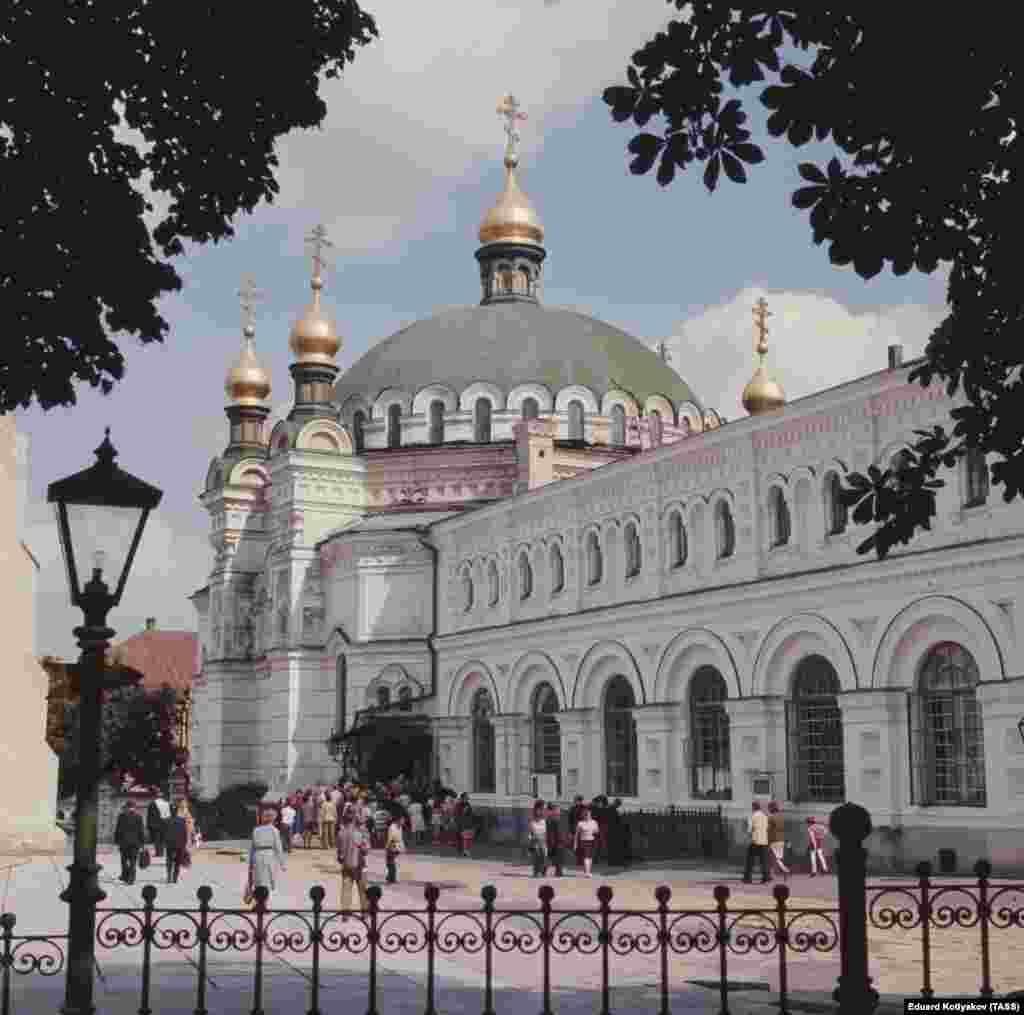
[{"xmin": 806, "ymin": 816, "xmax": 829, "ymax": 875}]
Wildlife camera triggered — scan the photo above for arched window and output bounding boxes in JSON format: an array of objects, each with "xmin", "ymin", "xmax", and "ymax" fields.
[
  {"xmin": 624, "ymin": 521, "xmax": 642, "ymax": 578},
  {"xmin": 522, "ymin": 397, "xmax": 539, "ymax": 420},
  {"xmin": 586, "ymin": 531, "xmax": 603, "ymax": 586},
  {"xmin": 714, "ymin": 501, "xmax": 735, "ymax": 560},
  {"xmin": 377, "ymin": 685, "xmax": 391, "ymax": 709},
  {"xmin": 398, "ymin": 685, "xmax": 413, "ymax": 711},
  {"xmin": 472, "ymin": 687, "xmax": 496, "ymax": 793},
  {"xmin": 668, "ymin": 510, "xmax": 687, "ymax": 569},
  {"xmin": 474, "ymin": 398, "xmax": 492, "ymax": 443},
  {"xmin": 604, "ymin": 675, "xmax": 637, "ymax": 797},
  {"xmin": 568, "ymin": 400, "xmax": 584, "ymax": 441},
  {"xmin": 387, "ymin": 404, "xmax": 402, "ymax": 449},
  {"xmin": 461, "ymin": 567, "xmax": 474, "ymax": 613},
  {"xmin": 689, "ymin": 666, "xmax": 731, "ymax": 799},
  {"xmin": 963, "ymin": 447, "xmax": 989, "ymax": 508},
  {"xmin": 610, "ymin": 404, "xmax": 626, "ymax": 446},
  {"xmin": 428, "ymin": 400, "xmax": 445, "ymax": 445},
  {"xmin": 549, "ymin": 543, "xmax": 565, "ymax": 595},
  {"xmin": 786, "ymin": 656, "xmax": 845, "ymax": 803},
  {"xmin": 518, "ymin": 551, "xmax": 533, "ymax": 601},
  {"xmin": 649, "ymin": 409, "xmax": 663, "ymax": 447},
  {"xmin": 487, "ymin": 560, "xmax": 500, "ymax": 606},
  {"xmin": 532, "ymin": 683, "xmax": 561, "ymax": 789},
  {"xmin": 335, "ymin": 656, "xmax": 347, "ymax": 734},
  {"xmin": 824, "ymin": 472, "xmax": 847, "ymax": 535},
  {"xmin": 352, "ymin": 411, "xmax": 366, "ymax": 454},
  {"xmin": 910, "ymin": 643, "xmax": 986, "ymax": 806},
  {"xmin": 769, "ymin": 487, "xmax": 791, "ymax": 547}
]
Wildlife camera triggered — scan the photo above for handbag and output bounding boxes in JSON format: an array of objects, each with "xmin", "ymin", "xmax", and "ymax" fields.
[{"xmin": 138, "ymin": 847, "xmax": 151, "ymax": 870}]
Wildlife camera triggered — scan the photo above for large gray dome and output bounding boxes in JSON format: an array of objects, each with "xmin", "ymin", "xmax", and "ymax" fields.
[{"xmin": 334, "ymin": 301, "xmax": 701, "ymax": 412}]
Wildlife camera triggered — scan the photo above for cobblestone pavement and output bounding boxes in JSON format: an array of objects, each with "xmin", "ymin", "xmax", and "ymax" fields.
[{"xmin": 2, "ymin": 842, "xmax": 1021, "ymax": 1013}]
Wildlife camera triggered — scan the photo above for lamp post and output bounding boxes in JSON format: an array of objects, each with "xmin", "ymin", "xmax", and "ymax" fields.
[
  {"xmin": 48, "ymin": 428, "xmax": 162, "ymax": 1015},
  {"xmin": 326, "ymin": 729, "xmax": 354, "ymax": 780}
]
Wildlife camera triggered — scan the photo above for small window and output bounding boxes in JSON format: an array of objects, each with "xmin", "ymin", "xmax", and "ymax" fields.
[
  {"xmin": 352, "ymin": 411, "xmax": 366, "ymax": 453},
  {"xmin": 549, "ymin": 543, "xmax": 565, "ymax": 594},
  {"xmin": 624, "ymin": 521, "xmax": 642, "ymax": 578},
  {"xmin": 518, "ymin": 552, "xmax": 533, "ymax": 601},
  {"xmin": 714, "ymin": 501, "xmax": 735, "ymax": 560},
  {"xmin": 398, "ymin": 685, "xmax": 413, "ymax": 711},
  {"xmin": 522, "ymin": 397, "xmax": 539, "ymax": 420},
  {"xmin": 474, "ymin": 398, "xmax": 492, "ymax": 443},
  {"xmin": 649, "ymin": 409, "xmax": 663, "ymax": 447},
  {"xmin": 487, "ymin": 560, "xmax": 500, "ymax": 606},
  {"xmin": 387, "ymin": 404, "xmax": 402, "ymax": 448},
  {"xmin": 668, "ymin": 511, "xmax": 687, "ymax": 568},
  {"xmin": 568, "ymin": 400, "xmax": 584, "ymax": 441},
  {"xmin": 376, "ymin": 686, "xmax": 391, "ymax": 709},
  {"xmin": 963, "ymin": 447, "xmax": 989, "ymax": 508},
  {"xmin": 428, "ymin": 400, "xmax": 445, "ymax": 445},
  {"xmin": 610, "ymin": 404, "xmax": 626, "ymax": 446},
  {"xmin": 462, "ymin": 568, "xmax": 474, "ymax": 613},
  {"xmin": 586, "ymin": 531, "xmax": 603, "ymax": 586},
  {"xmin": 769, "ymin": 487, "xmax": 791, "ymax": 548},
  {"xmin": 824, "ymin": 472, "xmax": 847, "ymax": 535}
]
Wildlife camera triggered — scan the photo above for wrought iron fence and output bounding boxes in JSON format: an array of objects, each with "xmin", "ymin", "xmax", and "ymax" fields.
[
  {"xmin": 621, "ymin": 805, "xmax": 728, "ymax": 861},
  {"xmin": 2, "ymin": 864, "xmax": 1021, "ymax": 1015}
]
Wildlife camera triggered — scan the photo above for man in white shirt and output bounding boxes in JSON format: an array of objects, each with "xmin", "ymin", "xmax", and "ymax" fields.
[
  {"xmin": 742, "ymin": 800, "xmax": 771, "ymax": 884},
  {"xmin": 280, "ymin": 801, "xmax": 296, "ymax": 853}
]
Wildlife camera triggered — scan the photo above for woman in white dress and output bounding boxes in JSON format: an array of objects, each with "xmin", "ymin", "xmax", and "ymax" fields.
[{"xmin": 248, "ymin": 809, "xmax": 287, "ymax": 907}]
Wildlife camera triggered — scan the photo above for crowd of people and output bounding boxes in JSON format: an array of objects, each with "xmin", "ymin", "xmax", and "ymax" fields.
[
  {"xmin": 112, "ymin": 791, "xmax": 200, "ymax": 886},
  {"xmin": 743, "ymin": 800, "xmax": 831, "ymax": 884}
]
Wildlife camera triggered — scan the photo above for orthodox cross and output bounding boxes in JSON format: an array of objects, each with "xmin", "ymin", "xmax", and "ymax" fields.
[
  {"xmin": 753, "ymin": 296, "xmax": 772, "ymax": 354},
  {"xmin": 305, "ymin": 223, "xmax": 334, "ymax": 279},
  {"xmin": 238, "ymin": 276, "xmax": 263, "ymax": 332},
  {"xmin": 497, "ymin": 93, "xmax": 528, "ymax": 161},
  {"xmin": 656, "ymin": 340, "xmax": 672, "ymax": 364}
]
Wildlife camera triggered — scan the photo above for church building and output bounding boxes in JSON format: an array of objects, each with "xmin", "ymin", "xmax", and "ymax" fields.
[{"xmin": 190, "ymin": 97, "xmax": 1024, "ymax": 870}]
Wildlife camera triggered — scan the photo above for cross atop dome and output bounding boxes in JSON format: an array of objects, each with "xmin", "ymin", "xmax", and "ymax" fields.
[
  {"xmin": 238, "ymin": 275, "xmax": 264, "ymax": 336},
  {"xmin": 305, "ymin": 224, "xmax": 334, "ymax": 285},
  {"xmin": 753, "ymin": 295, "xmax": 772, "ymax": 358},
  {"xmin": 497, "ymin": 94, "xmax": 528, "ymax": 168}
]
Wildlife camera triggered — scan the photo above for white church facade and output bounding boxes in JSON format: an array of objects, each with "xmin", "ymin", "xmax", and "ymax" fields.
[{"xmin": 190, "ymin": 100, "xmax": 1024, "ymax": 870}]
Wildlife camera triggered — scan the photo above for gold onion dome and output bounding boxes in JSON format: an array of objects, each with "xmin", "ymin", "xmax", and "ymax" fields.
[
  {"xmin": 478, "ymin": 152, "xmax": 545, "ymax": 247},
  {"xmin": 742, "ymin": 296, "xmax": 786, "ymax": 415},
  {"xmin": 225, "ymin": 325, "xmax": 271, "ymax": 405},
  {"xmin": 289, "ymin": 274, "xmax": 341, "ymax": 366}
]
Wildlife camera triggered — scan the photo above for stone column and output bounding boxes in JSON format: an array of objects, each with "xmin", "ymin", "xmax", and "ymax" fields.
[
  {"xmin": 977, "ymin": 677, "xmax": 1024, "ymax": 815},
  {"xmin": 434, "ymin": 716, "xmax": 471, "ymax": 790},
  {"xmin": 632, "ymin": 703, "xmax": 681, "ymax": 805},
  {"xmin": 837, "ymin": 689, "xmax": 909, "ymax": 816},
  {"xmin": 724, "ymin": 696, "xmax": 787, "ymax": 806},
  {"xmin": 556, "ymin": 709, "xmax": 598, "ymax": 800}
]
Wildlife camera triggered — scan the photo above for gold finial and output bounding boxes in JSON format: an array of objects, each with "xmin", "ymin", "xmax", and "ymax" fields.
[
  {"xmin": 497, "ymin": 94, "xmax": 528, "ymax": 168},
  {"xmin": 290, "ymin": 225, "xmax": 341, "ymax": 365},
  {"xmin": 752, "ymin": 295, "xmax": 772, "ymax": 359},
  {"xmin": 226, "ymin": 276, "xmax": 271, "ymax": 405},
  {"xmin": 742, "ymin": 295, "xmax": 785, "ymax": 415}
]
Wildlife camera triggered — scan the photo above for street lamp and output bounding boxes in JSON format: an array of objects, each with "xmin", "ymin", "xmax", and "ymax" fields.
[
  {"xmin": 326, "ymin": 729, "xmax": 354, "ymax": 779},
  {"xmin": 48, "ymin": 428, "xmax": 162, "ymax": 1015}
]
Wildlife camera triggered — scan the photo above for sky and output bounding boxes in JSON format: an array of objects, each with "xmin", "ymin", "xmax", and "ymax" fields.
[{"xmin": 14, "ymin": 0, "xmax": 949, "ymax": 661}]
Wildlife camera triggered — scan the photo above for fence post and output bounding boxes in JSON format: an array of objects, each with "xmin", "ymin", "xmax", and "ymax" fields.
[
  {"xmin": 139, "ymin": 884, "xmax": 156, "ymax": 1015},
  {"xmin": 195, "ymin": 885, "xmax": 212, "ymax": 1015},
  {"xmin": 829, "ymin": 802, "xmax": 879, "ymax": 1015},
  {"xmin": 655, "ymin": 886, "xmax": 670, "ymax": 1015},
  {"xmin": 598, "ymin": 884, "xmax": 613, "ymax": 1015},
  {"xmin": 975, "ymin": 860, "xmax": 993, "ymax": 998},
  {"xmin": 309, "ymin": 886, "xmax": 324, "ymax": 1015},
  {"xmin": 481, "ymin": 884, "xmax": 496, "ymax": 1015},
  {"xmin": 1, "ymin": 913, "xmax": 14, "ymax": 1015},
  {"xmin": 539, "ymin": 884, "xmax": 554, "ymax": 1015},
  {"xmin": 366, "ymin": 884, "xmax": 381, "ymax": 1015},
  {"xmin": 424, "ymin": 883, "xmax": 439, "ymax": 1015}
]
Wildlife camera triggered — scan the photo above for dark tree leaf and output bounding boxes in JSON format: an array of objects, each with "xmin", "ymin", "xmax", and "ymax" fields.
[
  {"xmin": 721, "ymin": 150, "xmax": 747, "ymax": 183},
  {"xmin": 733, "ymin": 143, "xmax": 764, "ymax": 164},
  {"xmin": 703, "ymin": 153, "xmax": 721, "ymax": 192},
  {"xmin": 798, "ymin": 162, "xmax": 828, "ymax": 184}
]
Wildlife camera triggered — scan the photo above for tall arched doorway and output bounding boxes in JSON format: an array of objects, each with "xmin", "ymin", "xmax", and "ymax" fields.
[
  {"xmin": 472, "ymin": 687, "xmax": 496, "ymax": 793},
  {"xmin": 689, "ymin": 666, "xmax": 731, "ymax": 799},
  {"xmin": 604, "ymin": 675, "xmax": 637, "ymax": 797},
  {"xmin": 531, "ymin": 683, "xmax": 561, "ymax": 795},
  {"xmin": 786, "ymin": 655, "xmax": 845, "ymax": 802}
]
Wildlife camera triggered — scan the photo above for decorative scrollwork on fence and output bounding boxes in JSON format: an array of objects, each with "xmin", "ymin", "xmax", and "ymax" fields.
[
  {"xmin": 435, "ymin": 912, "xmax": 486, "ymax": 956},
  {"xmin": 549, "ymin": 912, "xmax": 602, "ymax": 955},
  {"xmin": 988, "ymin": 885, "xmax": 1024, "ymax": 930},
  {"xmin": 867, "ymin": 885, "xmax": 922, "ymax": 932},
  {"xmin": 785, "ymin": 910, "xmax": 839, "ymax": 954},
  {"xmin": 607, "ymin": 913, "xmax": 662, "ymax": 957},
  {"xmin": 375, "ymin": 912, "xmax": 428, "ymax": 955},
  {"xmin": 9, "ymin": 936, "xmax": 67, "ymax": 977}
]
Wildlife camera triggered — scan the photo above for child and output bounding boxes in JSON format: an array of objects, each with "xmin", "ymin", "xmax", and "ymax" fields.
[
  {"xmin": 385, "ymin": 814, "xmax": 405, "ymax": 884},
  {"xmin": 807, "ymin": 816, "xmax": 829, "ymax": 876}
]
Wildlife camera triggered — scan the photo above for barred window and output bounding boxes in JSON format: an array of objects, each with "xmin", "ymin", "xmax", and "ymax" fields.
[
  {"xmin": 387, "ymin": 404, "xmax": 402, "ymax": 448},
  {"xmin": 398, "ymin": 685, "xmax": 413, "ymax": 711},
  {"xmin": 689, "ymin": 666, "xmax": 732, "ymax": 800},
  {"xmin": 769, "ymin": 487, "xmax": 791, "ymax": 547},
  {"xmin": 610, "ymin": 405, "xmax": 626, "ymax": 446},
  {"xmin": 474, "ymin": 398, "xmax": 492, "ymax": 443},
  {"xmin": 624, "ymin": 521, "xmax": 642, "ymax": 578},
  {"xmin": 549, "ymin": 543, "xmax": 565, "ymax": 594},
  {"xmin": 352, "ymin": 411, "xmax": 366, "ymax": 453},
  {"xmin": 532, "ymin": 683, "xmax": 561, "ymax": 787},
  {"xmin": 428, "ymin": 400, "xmax": 445, "ymax": 445},
  {"xmin": 586, "ymin": 531, "xmax": 603, "ymax": 586},
  {"xmin": 568, "ymin": 400, "xmax": 585, "ymax": 441},
  {"xmin": 649, "ymin": 409, "xmax": 663, "ymax": 447},
  {"xmin": 910, "ymin": 642, "xmax": 986, "ymax": 807},
  {"xmin": 487, "ymin": 561, "xmax": 500, "ymax": 606},
  {"xmin": 522, "ymin": 397, "xmax": 539, "ymax": 420},
  {"xmin": 714, "ymin": 501, "xmax": 735, "ymax": 560},
  {"xmin": 472, "ymin": 688, "xmax": 496, "ymax": 793},
  {"xmin": 824, "ymin": 472, "xmax": 847, "ymax": 535},
  {"xmin": 963, "ymin": 448, "xmax": 989, "ymax": 508},
  {"xmin": 336, "ymin": 656, "xmax": 347, "ymax": 733},
  {"xmin": 377, "ymin": 686, "xmax": 391, "ymax": 709},
  {"xmin": 518, "ymin": 552, "xmax": 533, "ymax": 601},
  {"xmin": 786, "ymin": 656, "xmax": 845, "ymax": 803},
  {"xmin": 604, "ymin": 675, "xmax": 637, "ymax": 797}
]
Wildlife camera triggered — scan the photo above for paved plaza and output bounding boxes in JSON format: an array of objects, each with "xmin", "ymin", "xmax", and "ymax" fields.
[{"xmin": 2, "ymin": 841, "xmax": 1021, "ymax": 1013}]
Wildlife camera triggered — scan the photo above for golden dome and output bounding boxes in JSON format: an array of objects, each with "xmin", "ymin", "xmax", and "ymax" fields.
[
  {"xmin": 289, "ymin": 276, "xmax": 341, "ymax": 366},
  {"xmin": 225, "ymin": 326, "xmax": 271, "ymax": 405},
  {"xmin": 478, "ymin": 155, "xmax": 545, "ymax": 247},
  {"xmin": 742, "ymin": 366, "xmax": 786, "ymax": 415}
]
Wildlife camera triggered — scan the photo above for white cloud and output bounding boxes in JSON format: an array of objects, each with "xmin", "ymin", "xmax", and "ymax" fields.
[{"xmin": 659, "ymin": 288, "xmax": 947, "ymax": 420}]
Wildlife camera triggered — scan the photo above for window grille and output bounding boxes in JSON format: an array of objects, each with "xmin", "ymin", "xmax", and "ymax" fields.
[
  {"xmin": 474, "ymin": 398, "xmax": 492, "ymax": 443},
  {"xmin": 909, "ymin": 642, "xmax": 986, "ymax": 806},
  {"xmin": 825, "ymin": 472, "xmax": 847, "ymax": 535},
  {"xmin": 604, "ymin": 675, "xmax": 637, "ymax": 797},
  {"xmin": 963, "ymin": 447, "xmax": 989, "ymax": 508},
  {"xmin": 472, "ymin": 688, "xmax": 496, "ymax": 793},
  {"xmin": 785, "ymin": 656, "xmax": 844, "ymax": 803},
  {"xmin": 668, "ymin": 511, "xmax": 687, "ymax": 568},
  {"xmin": 428, "ymin": 401, "xmax": 444, "ymax": 445},
  {"xmin": 689, "ymin": 667, "xmax": 731, "ymax": 799},
  {"xmin": 352, "ymin": 411, "xmax": 366, "ymax": 453},
  {"xmin": 624, "ymin": 522, "xmax": 642, "ymax": 578},
  {"xmin": 518, "ymin": 553, "xmax": 533, "ymax": 601},
  {"xmin": 549, "ymin": 544, "xmax": 565, "ymax": 594},
  {"xmin": 769, "ymin": 487, "xmax": 791, "ymax": 547},
  {"xmin": 610, "ymin": 405, "xmax": 626, "ymax": 446},
  {"xmin": 522, "ymin": 397, "xmax": 539, "ymax": 420},
  {"xmin": 568, "ymin": 400, "xmax": 584, "ymax": 441},
  {"xmin": 532, "ymin": 683, "xmax": 561, "ymax": 789},
  {"xmin": 387, "ymin": 404, "xmax": 402, "ymax": 448},
  {"xmin": 586, "ymin": 532, "xmax": 603, "ymax": 585},
  {"xmin": 714, "ymin": 502, "xmax": 735, "ymax": 559}
]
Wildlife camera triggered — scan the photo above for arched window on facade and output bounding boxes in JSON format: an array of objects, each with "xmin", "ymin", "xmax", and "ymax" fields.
[
  {"xmin": 387, "ymin": 404, "xmax": 402, "ymax": 449},
  {"xmin": 398, "ymin": 685, "xmax": 413, "ymax": 711},
  {"xmin": 518, "ymin": 551, "xmax": 533, "ymax": 601},
  {"xmin": 689, "ymin": 666, "xmax": 731, "ymax": 799},
  {"xmin": 610, "ymin": 404, "xmax": 626, "ymax": 446},
  {"xmin": 522, "ymin": 397, "xmax": 539, "ymax": 420},
  {"xmin": 714, "ymin": 501, "xmax": 735, "ymax": 560},
  {"xmin": 472, "ymin": 687, "xmax": 496, "ymax": 793},
  {"xmin": 769, "ymin": 486, "xmax": 791, "ymax": 548},
  {"xmin": 568, "ymin": 400, "xmax": 584, "ymax": 441},
  {"xmin": 428, "ymin": 400, "xmax": 445, "ymax": 445},
  {"xmin": 335, "ymin": 656, "xmax": 347, "ymax": 734},
  {"xmin": 910, "ymin": 642, "xmax": 986, "ymax": 806},
  {"xmin": 474, "ymin": 398, "xmax": 492, "ymax": 443},
  {"xmin": 624, "ymin": 521, "xmax": 642, "ymax": 578},
  {"xmin": 649, "ymin": 409, "xmax": 663, "ymax": 447},
  {"xmin": 549, "ymin": 543, "xmax": 565, "ymax": 595},
  {"xmin": 786, "ymin": 656, "xmax": 845, "ymax": 803},
  {"xmin": 668, "ymin": 510, "xmax": 687, "ymax": 569},
  {"xmin": 376, "ymin": 685, "xmax": 391, "ymax": 710},
  {"xmin": 352, "ymin": 411, "xmax": 366, "ymax": 453},
  {"xmin": 824, "ymin": 472, "xmax": 847, "ymax": 535},
  {"xmin": 963, "ymin": 447, "xmax": 989, "ymax": 508},
  {"xmin": 487, "ymin": 560, "xmax": 500, "ymax": 606},
  {"xmin": 532, "ymin": 682, "xmax": 561, "ymax": 792},
  {"xmin": 604, "ymin": 675, "xmax": 638, "ymax": 797},
  {"xmin": 586, "ymin": 531, "xmax": 603, "ymax": 586},
  {"xmin": 461, "ymin": 567, "xmax": 474, "ymax": 613}
]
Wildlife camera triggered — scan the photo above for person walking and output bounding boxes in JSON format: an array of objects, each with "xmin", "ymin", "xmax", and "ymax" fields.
[
  {"xmin": 742, "ymin": 801, "xmax": 771, "ymax": 884},
  {"xmin": 175, "ymin": 800, "xmax": 195, "ymax": 871},
  {"xmin": 247, "ymin": 809, "xmax": 287, "ymax": 908},
  {"xmin": 573, "ymin": 805, "xmax": 599, "ymax": 877},
  {"xmin": 807, "ymin": 816, "xmax": 830, "ymax": 876},
  {"xmin": 384, "ymin": 814, "xmax": 405, "ymax": 884},
  {"xmin": 113, "ymin": 801, "xmax": 145, "ymax": 885},
  {"xmin": 147, "ymin": 791, "xmax": 170, "ymax": 858},
  {"xmin": 527, "ymin": 800, "xmax": 548, "ymax": 877},
  {"xmin": 544, "ymin": 802, "xmax": 564, "ymax": 877},
  {"xmin": 320, "ymin": 793, "xmax": 337, "ymax": 850},
  {"xmin": 164, "ymin": 808, "xmax": 190, "ymax": 884},
  {"xmin": 337, "ymin": 809, "xmax": 370, "ymax": 919},
  {"xmin": 280, "ymin": 798, "xmax": 296, "ymax": 854},
  {"xmin": 457, "ymin": 793, "xmax": 475, "ymax": 857},
  {"xmin": 408, "ymin": 797, "xmax": 425, "ymax": 846},
  {"xmin": 302, "ymin": 792, "xmax": 318, "ymax": 849},
  {"xmin": 766, "ymin": 802, "xmax": 790, "ymax": 880}
]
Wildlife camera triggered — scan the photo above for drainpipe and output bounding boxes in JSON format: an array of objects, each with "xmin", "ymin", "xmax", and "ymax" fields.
[{"xmin": 418, "ymin": 536, "xmax": 441, "ymax": 782}]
